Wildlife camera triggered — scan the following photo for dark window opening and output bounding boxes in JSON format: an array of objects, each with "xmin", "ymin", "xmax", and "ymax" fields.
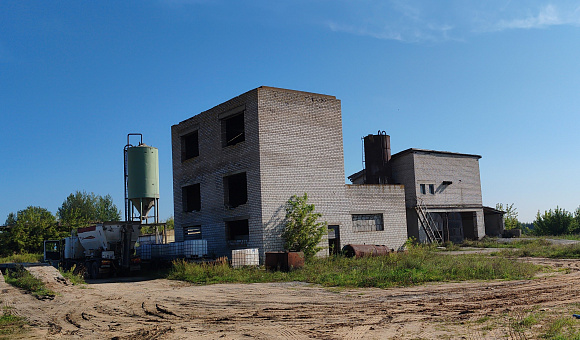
[
  {"xmin": 181, "ymin": 131, "xmax": 199, "ymax": 162},
  {"xmin": 429, "ymin": 184, "xmax": 435, "ymax": 195},
  {"xmin": 221, "ymin": 112, "xmax": 245, "ymax": 147},
  {"xmin": 184, "ymin": 225, "xmax": 202, "ymax": 240},
  {"xmin": 420, "ymin": 184, "xmax": 426, "ymax": 195},
  {"xmin": 223, "ymin": 172, "xmax": 247, "ymax": 208},
  {"xmin": 182, "ymin": 183, "xmax": 201, "ymax": 212},
  {"xmin": 226, "ymin": 219, "xmax": 249, "ymax": 246},
  {"xmin": 352, "ymin": 214, "xmax": 384, "ymax": 232}
]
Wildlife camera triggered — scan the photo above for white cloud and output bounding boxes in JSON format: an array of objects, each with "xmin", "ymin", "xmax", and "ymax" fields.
[
  {"xmin": 323, "ymin": 1, "xmax": 580, "ymax": 43},
  {"xmin": 488, "ymin": 4, "xmax": 580, "ymax": 31}
]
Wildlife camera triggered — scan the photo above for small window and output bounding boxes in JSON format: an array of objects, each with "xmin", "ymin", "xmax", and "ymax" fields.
[
  {"xmin": 429, "ymin": 184, "xmax": 435, "ymax": 195},
  {"xmin": 184, "ymin": 225, "xmax": 202, "ymax": 240},
  {"xmin": 420, "ymin": 184, "xmax": 426, "ymax": 195},
  {"xmin": 181, "ymin": 131, "xmax": 199, "ymax": 162},
  {"xmin": 182, "ymin": 183, "xmax": 201, "ymax": 212},
  {"xmin": 226, "ymin": 219, "xmax": 249, "ymax": 246},
  {"xmin": 223, "ymin": 172, "xmax": 247, "ymax": 208},
  {"xmin": 221, "ymin": 112, "xmax": 245, "ymax": 147},
  {"xmin": 352, "ymin": 214, "xmax": 384, "ymax": 232}
]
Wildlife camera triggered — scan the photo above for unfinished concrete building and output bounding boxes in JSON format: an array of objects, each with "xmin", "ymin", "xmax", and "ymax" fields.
[
  {"xmin": 349, "ymin": 134, "xmax": 486, "ymax": 244},
  {"xmin": 171, "ymin": 87, "xmax": 408, "ymax": 260}
]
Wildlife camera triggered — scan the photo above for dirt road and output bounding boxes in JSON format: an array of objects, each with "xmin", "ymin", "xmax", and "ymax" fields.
[{"xmin": 2, "ymin": 258, "xmax": 580, "ymax": 339}]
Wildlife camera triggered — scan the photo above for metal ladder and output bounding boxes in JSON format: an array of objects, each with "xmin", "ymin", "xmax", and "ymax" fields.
[{"xmin": 415, "ymin": 198, "xmax": 443, "ymax": 244}]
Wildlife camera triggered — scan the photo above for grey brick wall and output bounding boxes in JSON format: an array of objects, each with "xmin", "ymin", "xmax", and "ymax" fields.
[
  {"xmin": 171, "ymin": 89, "xmax": 263, "ymax": 258},
  {"xmin": 412, "ymin": 152, "xmax": 482, "ymax": 208},
  {"xmin": 344, "ymin": 184, "xmax": 408, "ymax": 250},
  {"xmin": 256, "ymin": 87, "xmax": 348, "ymax": 258},
  {"xmin": 390, "ymin": 149, "xmax": 485, "ymax": 240}
]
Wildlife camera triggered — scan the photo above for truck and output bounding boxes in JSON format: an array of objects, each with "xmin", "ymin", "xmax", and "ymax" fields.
[
  {"xmin": 44, "ymin": 221, "xmax": 141, "ymax": 279},
  {"xmin": 44, "ymin": 221, "xmax": 209, "ymax": 279}
]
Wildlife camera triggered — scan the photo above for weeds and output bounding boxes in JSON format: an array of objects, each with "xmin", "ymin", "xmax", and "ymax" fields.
[
  {"xmin": 0, "ymin": 308, "xmax": 27, "ymax": 337},
  {"xmin": 542, "ymin": 316, "xmax": 580, "ymax": 339},
  {"xmin": 168, "ymin": 245, "xmax": 542, "ymax": 288},
  {"xmin": 498, "ymin": 242, "xmax": 580, "ymax": 259},
  {"xmin": 59, "ymin": 265, "xmax": 85, "ymax": 285},
  {"xmin": 0, "ymin": 253, "xmax": 43, "ymax": 264},
  {"xmin": 4, "ymin": 266, "xmax": 55, "ymax": 299}
]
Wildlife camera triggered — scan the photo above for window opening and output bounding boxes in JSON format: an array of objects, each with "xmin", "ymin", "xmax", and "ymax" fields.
[
  {"xmin": 352, "ymin": 214, "xmax": 384, "ymax": 232},
  {"xmin": 420, "ymin": 184, "xmax": 426, "ymax": 195},
  {"xmin": 226, "ymin": 219, "xmax": 249, "ymax": 246},
  {"xmin": 184, "ymin": 225, "xmax": 202, "ymax": 240},
  {"xmin": 181, "ymin": 131, "xmax": 199, "ymax": 162},
  {"xmin": 429, "ymin": 184, "xmax": 435, "ymax": 195},
  {"xmin": 182, "ymin": 183, "xmax": 201, "ymax": 212},
  {"xmin": 221, "ymin": 112, "xmax": 245, "ymax": 147},
  {"xmin": 223, "ymin": 172, "xmax": 247, "ymax": 208}
]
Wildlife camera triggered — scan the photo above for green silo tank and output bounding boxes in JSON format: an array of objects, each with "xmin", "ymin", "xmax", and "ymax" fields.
[{"xmin": 127, "ymin": 144, "xmax": 159, "ymax": 218}]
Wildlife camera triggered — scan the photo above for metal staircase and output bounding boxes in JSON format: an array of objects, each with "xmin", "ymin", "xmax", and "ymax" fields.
[{"xmin": 415, "ymin": 198, "xmax": 443, "ymax": 244}]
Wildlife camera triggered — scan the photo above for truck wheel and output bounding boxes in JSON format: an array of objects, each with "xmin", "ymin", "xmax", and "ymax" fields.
[{"xmin": 91, "ymin": 261, "xmax": 101, "ymax": 279}]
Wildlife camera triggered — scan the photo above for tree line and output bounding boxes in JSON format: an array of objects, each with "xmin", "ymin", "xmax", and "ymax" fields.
[
  {"xmin": 497, "ymin": 203, "xmax": 580, "ymax": 236},
  {"xmin": 1, "ymin": 191, "xmax": 121, "ymax": 256}
]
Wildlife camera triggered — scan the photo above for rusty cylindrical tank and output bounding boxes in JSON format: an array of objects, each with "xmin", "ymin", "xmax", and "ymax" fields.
[
  {"xmin": 265, "ymin": 251, "xmax": 305, "ymax": 271},
  {"xmin": 342, "ymin": 244, "xmax": 391, "ymax": 258}
]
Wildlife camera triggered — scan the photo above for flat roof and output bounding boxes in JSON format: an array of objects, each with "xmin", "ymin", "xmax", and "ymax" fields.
[
  {"xmin": 174, "ymin": 86, "xmax": 337, "ymax": 127},
  {"xmin": 392, "ymin": 148, "xmax": 482, "ymax": 160}
]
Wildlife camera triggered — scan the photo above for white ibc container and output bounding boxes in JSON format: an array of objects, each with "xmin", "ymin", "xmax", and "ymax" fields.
[
  {"xmin": 138, "ymin": 244, "xmax": 152, "ymax": 260},
  {"xmin": 231, "ymin": 248, "xmax": 259, "ymax": 268},
  {"xmin": 168, "ymin": 242, "xmax": 184, "ymax": 257},
  {"xmin": 183, "ymin": 240, "xmax": 208, "ymax": 258}
]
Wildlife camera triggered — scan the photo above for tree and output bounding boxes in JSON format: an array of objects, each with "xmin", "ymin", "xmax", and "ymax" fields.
[
  {"xmin": 282, "ymin": 193, "xmax": 327, "ymax": 260},
  {"xmin": 57, "ymin": 191, "xmax": 121, "ymax": 229},
  {"xmin": 165, "ymin": 216, "xmax": 174, "ymax": 230},
  {"xmin": 1, "ymin": 206, "xmax": 67, "ymax": 255},
  {"xmin": 495, "ymin": 203, "xmax": 522, "ymax": 230},
  {"xmin": 5, "ymin": 212, "xmax": 16, "ymax": 227},
  {"xmin": 533, "ymin": 207, "xmax": 574, "ymax": 236}
]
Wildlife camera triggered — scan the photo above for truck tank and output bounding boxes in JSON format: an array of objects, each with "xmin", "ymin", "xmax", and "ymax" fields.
[{"xmin": 77, "ymin": 222, "xmax": 140, "ymax": 257}]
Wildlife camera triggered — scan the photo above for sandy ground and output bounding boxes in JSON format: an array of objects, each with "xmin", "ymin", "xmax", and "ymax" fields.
[{"xmin": 2, "ymin": 258, "xmax": 580, "ymax": 340}]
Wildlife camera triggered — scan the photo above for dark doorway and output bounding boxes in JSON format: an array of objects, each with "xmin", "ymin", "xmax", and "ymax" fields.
[
  {"xmin": 328, "ymin": 225, "xmax": 340, "ymax": 255},
  {"xmin": 447, "ymin": 212, "xmax": 464, "ymax": 244},
  {"xmin": 461, "ymin": 212, "xmax": 476, "ymax": 240}
]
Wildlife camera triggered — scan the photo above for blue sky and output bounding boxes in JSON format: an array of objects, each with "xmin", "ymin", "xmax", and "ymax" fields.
[{"xmin": 1, "ymin": 0, "xmax": 579, "ymax": 223}]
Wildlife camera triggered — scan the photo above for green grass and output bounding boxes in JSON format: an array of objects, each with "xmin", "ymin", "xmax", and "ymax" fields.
[
  {"xmin": 542, "ymin": 316, "xmax": 580, "ymax": 339},
  {"xmin": 452, "ymin": 237, "xmax": 551, "ymax": 249},
  {"xmin": 4, "ymin": 266, "xmax": 55, "ymax": 299},
  {"xmin": 0, "ymin": 253, "xmax": 43, "ymax": 264},
  {"xmin": 497, "ymin": 242, "xmax": 580, "ymax": 259},
  {"xmin": 59, "ymin": 265, "xmax": 86, "ymax": 285},
  {"xmin": 168, "ymin": 245, "xmax": 542, "ymax": 288},
  {"xmin": 0, "ymin": 308, "xmax": 27, "ymax": 337}
]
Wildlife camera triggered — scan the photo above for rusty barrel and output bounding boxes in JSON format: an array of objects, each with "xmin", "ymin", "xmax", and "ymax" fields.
[
  {"xmin": 265, "ymin": 251, "xmax": 305, "ymax": 271},
  {"xmin": 342, "ymin": 244, "xmax": 391, "ymax": 258}
]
